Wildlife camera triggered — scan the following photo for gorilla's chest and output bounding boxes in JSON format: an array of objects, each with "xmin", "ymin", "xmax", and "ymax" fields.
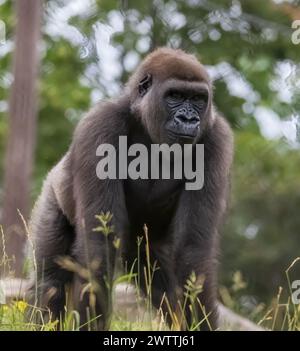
[{"xmin": 124, "ymin": 178, "xmax": 182, "ymax": 238}]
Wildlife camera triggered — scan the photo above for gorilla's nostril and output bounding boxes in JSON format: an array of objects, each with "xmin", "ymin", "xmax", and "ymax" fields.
[
  {"xmin": 175, "ymin": 114, "xmax": 188, "ymax": 123},
  {"xmin": 175, "ymin": 113, "xmax": 199, "ymax": 124}
]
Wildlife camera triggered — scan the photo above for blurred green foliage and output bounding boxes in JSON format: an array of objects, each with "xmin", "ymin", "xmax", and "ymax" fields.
[
  {"xmin": 0, "ymin": 0, "xmax": 300, "ymax": 315},
  {"xmin": 223, "ymin": 132, "xmax": 300, "ymax": 307}
]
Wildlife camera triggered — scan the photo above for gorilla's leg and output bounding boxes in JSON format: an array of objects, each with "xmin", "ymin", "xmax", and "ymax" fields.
[
  {"xmin": 136, "ymin": 245, "xmax": 217, "ymax": 331},
  {"xmin": 175, "ymin": 245, "xmax": 218, "ymax": 331},
  {"xmin": 171, "ymin": 188, "xmax": 221, "ymax": 331},
  {"xmin": 27, "ymin": 186, "xmax": 74, "ymax": 326},
  {"xmin": 127, "ymin": 243, "xmax": 179, "ymax": 329},
  {"xmin": 71, "ymin": 232, "xmax": 117, "ymax": 331}
]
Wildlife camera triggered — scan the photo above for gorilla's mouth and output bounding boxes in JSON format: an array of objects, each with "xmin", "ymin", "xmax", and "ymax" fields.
[{"xmin": 165, "ymin": 119, "xmax": 200, "ymax": 140}]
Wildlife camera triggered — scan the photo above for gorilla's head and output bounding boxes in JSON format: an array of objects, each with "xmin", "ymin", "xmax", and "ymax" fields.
[{"xmin": 128, "ymin": 48, "xmax": 214, "ymax": 145}]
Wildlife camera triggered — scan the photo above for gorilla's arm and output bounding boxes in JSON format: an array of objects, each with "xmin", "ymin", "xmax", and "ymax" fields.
[
  {"xmin": 29, "ymin": 98, "xmax": 131, "ymax": 330},
  {"xmin": 68, "ymin": 99, "xmax": 130, "ymax": 329},
  {"xmin": 173, "ymin": 116, "xmax": 233, "ymax": 330},
  {"xmin": 27, "ymin": 159, "xmax": 75, "ymax": 322}
]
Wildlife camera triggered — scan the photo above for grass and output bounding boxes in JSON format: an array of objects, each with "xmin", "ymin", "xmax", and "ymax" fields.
[
  {"xmin": 1, "ymin": 278, "xmax": 300, "ymax": 331},
  {"xmin": 0, "ymin": 214, "xmax": 300, "ymax": 331}
]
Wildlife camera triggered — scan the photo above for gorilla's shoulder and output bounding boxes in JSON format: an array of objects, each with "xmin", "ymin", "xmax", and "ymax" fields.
[
  {"xmin": 208, "ymin": 114, "xmax": 234, "ymax": 166},
  {"xmin": 70, "ymin": 96, "xmax": 130, "ymax": 159},
  {"xmin": 76, "ymin": 96, "xmax": 130, "ymax": 133},
  {"xmin": 213, "ymin": 114, "xmax": 234, "ymax": 143}
]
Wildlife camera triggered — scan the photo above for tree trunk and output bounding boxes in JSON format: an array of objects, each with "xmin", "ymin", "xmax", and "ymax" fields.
[{"xmin": 1, "ymin": 0, "xmax": 42, "ymax": 277}]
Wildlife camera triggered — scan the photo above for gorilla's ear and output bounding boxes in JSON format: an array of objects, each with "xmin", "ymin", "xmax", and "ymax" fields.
[{"xmin": 138, "ymin": 74, "xmax": 152, "ymax": 97}]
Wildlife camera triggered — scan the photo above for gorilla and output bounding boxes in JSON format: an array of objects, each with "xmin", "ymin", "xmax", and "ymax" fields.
[{"xmin": 28, "ymin": 48, "xmax": 233, "ymax": 331}]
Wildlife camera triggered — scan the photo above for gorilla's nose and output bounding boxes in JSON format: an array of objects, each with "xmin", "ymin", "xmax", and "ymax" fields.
[{"xmin": 174, "ymin": 107, "xmax": 199, "ymax": 124}]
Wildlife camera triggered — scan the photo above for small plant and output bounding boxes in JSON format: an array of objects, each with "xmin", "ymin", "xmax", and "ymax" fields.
[{"xmin": 0, "ymin": 215, "xmax": 300, "ymax": 331}]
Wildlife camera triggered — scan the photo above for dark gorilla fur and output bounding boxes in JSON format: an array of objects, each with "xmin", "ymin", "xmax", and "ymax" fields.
[{"xmin": 27, "ymin": 48, "xmax": 233, "ymax": 330}]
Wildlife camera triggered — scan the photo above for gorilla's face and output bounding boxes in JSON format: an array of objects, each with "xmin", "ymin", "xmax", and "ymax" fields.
[
  {"xmin": 136, "ymin": 74, "xmax": 211, "ymax": 145},
  {"xmin": 163, "ymin": 83, "xmax": 209, "ymax": 144}
]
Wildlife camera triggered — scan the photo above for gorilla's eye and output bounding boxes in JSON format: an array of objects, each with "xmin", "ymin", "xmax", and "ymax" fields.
[
  {"xmin": 168, "ymin": 91, "xmax": 184, "ymax": 100},
  {"xmin": 191, "ymin": 93, "xmax": 207, "ymax": 103},
  {"xmin": 191, "ymin": 95, "xmax": 202, "ymax": 102}
]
